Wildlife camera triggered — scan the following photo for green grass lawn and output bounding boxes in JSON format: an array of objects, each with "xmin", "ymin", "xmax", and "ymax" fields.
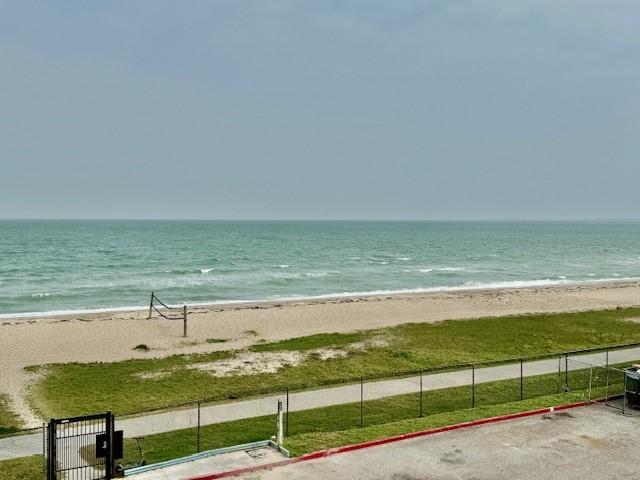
[
  {"xmin": 112, "ymin": 361, "xmax": 626, "ymax": 467},
  {"xmin": 0, "ymin": 394, "xmax": 23, "ymax": 435},
  {"xmin": 0, "ymin": 456, "xmax": 44, "ymax": 480},
  {"xmin": 28, "ymin": 307, "xmax": 640, "ymax": 419}
]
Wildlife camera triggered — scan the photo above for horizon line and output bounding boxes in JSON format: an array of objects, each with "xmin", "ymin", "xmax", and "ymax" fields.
[{"xmin": 2, "ymin": 217, "xmax": 640, "ymax": 223}]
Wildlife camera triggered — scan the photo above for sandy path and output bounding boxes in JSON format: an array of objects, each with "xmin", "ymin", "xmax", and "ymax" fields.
[{"xmin": 2, "ymin": 280, "xmax": 640, "ymax": 427}]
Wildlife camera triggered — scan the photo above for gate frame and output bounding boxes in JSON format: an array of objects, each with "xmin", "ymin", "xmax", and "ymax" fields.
[{"xmin": 47, "ymin": 411, "xmax": 115, "ymax": 480}]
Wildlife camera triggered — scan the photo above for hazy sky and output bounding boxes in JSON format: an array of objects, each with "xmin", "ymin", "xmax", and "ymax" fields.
[{"xmin": 1, "ymin": 1, "xmax": 638, "ymax": 220}]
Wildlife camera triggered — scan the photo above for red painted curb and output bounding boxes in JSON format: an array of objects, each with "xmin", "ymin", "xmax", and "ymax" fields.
[{"xmin": 186, "ymin": 399, "xmax": 599, "ymax": 480}]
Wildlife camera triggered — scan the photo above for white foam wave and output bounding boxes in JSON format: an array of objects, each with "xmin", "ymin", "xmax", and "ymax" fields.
[
  {"xmin": 416, "ymin": 267, "xmax": 468, "ymax": 274},
  {"xmin": 4, "ymin": 276, "xmax": 639, "ymax": 320},
  {"xmin": 200, "ymin": 268, "xmax": 214, "ymax": 274},
  {"xmin": 304, "ymin": 272, "xmax": 330, "ymax": 278}
]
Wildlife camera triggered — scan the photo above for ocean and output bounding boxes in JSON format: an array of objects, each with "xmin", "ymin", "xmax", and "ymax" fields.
[{"xmin": 1, "ymin": 220, "xmax": 639, "ymax": 318}]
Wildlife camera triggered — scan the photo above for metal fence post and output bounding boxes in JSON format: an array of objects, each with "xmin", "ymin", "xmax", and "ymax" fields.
[
  {"xmin": 47, "ymin": 419, "xmax": 55, "ymax": 480},
  {"xmin": 419, "ymin": 370, "xmax": 423, "ymax": 417},
  {"xmin": 564, "ymin": 354, "xmax": 569, "ymax": 392},
  {"xmin": 557, "ymin": 356, "xmax": 561, "ymax": 393},
  {"xmin": 472, "ymin": 364, "xmax": 475, "ymax": 408},
  {"xmin": 197, "ymin": 401, "xmax": 201, "ymax": 453},
  {"xmin": 604, "ymin": 364, "xmax": 610, "ymax": 404},
  {"xmin": 106, "ymin": 411, "xmax": 114, "ymax": 480},
  {"xmin": 520, "ymin": 359, "xmax": 524, "ymax": 401},
  {"xmin": 623, "ymin": 373, "xmax": 627, "ymax": 415},
  {"xmin": 286, "ymin": 387, "xmax": 289, "ymax": 437},
  {"xmin": 42, "ymin": 423, "xmax": 46, "ymax": 478},
  {"xmin": 360, "ymin": 377, "xmax": 364, "ymax": 428}
]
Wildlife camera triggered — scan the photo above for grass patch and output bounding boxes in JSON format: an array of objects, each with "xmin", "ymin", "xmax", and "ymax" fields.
[
  {"xmin": 0, "ymin": 394, "xmax": 23, "ymax": 434},
  {"xmin": 284, "ymin": 390, "xmax": 606, "ymax": 456},
  {"xmin": 251, "ymin": 332, "xmax": 368, "ymax": 352},
  {"xmin": 0, "ymin": 456, "xmax": 44, "ymax": 480},
  {"xmin": 111, "ymin": 363, "xmax": 625, "ymax": 467},
  {"xmin": 206, "ymin": 338, "xmax": 227, "ymax": 344},
  {"xmin": 28, "ymin": 307, "xmax": 640, "ymax": 419}
]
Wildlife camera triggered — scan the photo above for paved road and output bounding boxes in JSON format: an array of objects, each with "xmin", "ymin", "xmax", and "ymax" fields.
[{"xmin": 2, "ymin": 347, "xmax": 638, "ymax": 461}]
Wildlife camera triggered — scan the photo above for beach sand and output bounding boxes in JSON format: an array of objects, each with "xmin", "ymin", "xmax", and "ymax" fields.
[{"xmin": 2, "ymin": 280, "xmax": 640, "ymax": 426}]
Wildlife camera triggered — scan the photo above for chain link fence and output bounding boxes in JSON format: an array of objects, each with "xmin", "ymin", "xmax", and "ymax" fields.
[
  {"xmin": 2, "ymin": 344, "xmax": 639, "ymax": 479},
  {"xmin": 0, "ymin": 425, "xmax": 46, "ymax": 479}
]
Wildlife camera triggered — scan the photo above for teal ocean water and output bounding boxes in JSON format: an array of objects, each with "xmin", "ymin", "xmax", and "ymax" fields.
[{"xmin": 1, "ymin": 220, "xmax": 640, "ymax": 318}]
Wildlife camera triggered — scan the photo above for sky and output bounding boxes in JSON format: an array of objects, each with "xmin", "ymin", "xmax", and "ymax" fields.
[{"xmin": 1, "ymin": 1, "xmax": 639, "ymax": 220}]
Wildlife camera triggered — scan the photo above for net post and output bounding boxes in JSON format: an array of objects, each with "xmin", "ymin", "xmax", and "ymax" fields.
[
  {"xmin": 148, "ymin": 291, "xmax": 154, "ymax": 319},
  {"xmin": 183, "ymin": 305, "xmax": 188, "ymax": 337}
]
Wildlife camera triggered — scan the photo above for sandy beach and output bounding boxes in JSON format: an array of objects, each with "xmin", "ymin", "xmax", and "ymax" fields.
[{"xmin": 2, "ymin": 280, "xmax": 640, "ymax": 426}]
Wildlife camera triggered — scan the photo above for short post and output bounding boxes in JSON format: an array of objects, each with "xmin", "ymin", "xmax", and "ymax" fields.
[
  {"xmin": 148, "ymin": 291, "xmax": 154, "ymax": 319},
  {"xmin": 472, "ymin": 364, "xmax": 475, "ymax": 408},
  {"xmin": 276, "ymin": 400, "xmax": 284, "ymax": 448},
  {"xmin": 564, "ymin": 354, "xmax": 569, "ymax": 392},
  {"xmin": 520, "ymin": 359, "xmax": 524, "ymax": 401},
  {"xmin": 197, "ymin": 401, "xmax": 201, "ymax": 453},
  {"xmin": 285, "ymin": 387, "xmax": 289, "ymax": 437},
  {"xmin": 557, "ymin": 356, "xmax": 561, "ymax": 393},
  {"xmin": 183, "ymin": 305, "xmax": 188, "ymax": 338},
  {"xmin": 419, "ymin": 370, "xmax": 423, "ymax": 418},
  {"xmin": 360, "ymin": 377, "xmax": 364, "ymax": 428}
]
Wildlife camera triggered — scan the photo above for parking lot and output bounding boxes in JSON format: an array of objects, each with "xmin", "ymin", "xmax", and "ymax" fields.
[{"xmin": 235, "ymin": 403, "xmax": 640, "ymax": 480}]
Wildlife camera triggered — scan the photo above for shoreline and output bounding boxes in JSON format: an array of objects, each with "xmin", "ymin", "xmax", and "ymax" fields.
[{"xmin": 3, "ymin": 277, "xmax": 640, "ymax": 322}]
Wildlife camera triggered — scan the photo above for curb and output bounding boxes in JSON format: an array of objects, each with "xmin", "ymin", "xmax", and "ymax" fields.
[{"xmin": 185, "ymin": 399, "xmax": 598, "ymax": 480}]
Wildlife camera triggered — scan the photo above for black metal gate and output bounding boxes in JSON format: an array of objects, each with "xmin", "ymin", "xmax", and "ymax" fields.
[{"xmin": 47, "ymin": 412, "xmax": 117, "ymax": 480}]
